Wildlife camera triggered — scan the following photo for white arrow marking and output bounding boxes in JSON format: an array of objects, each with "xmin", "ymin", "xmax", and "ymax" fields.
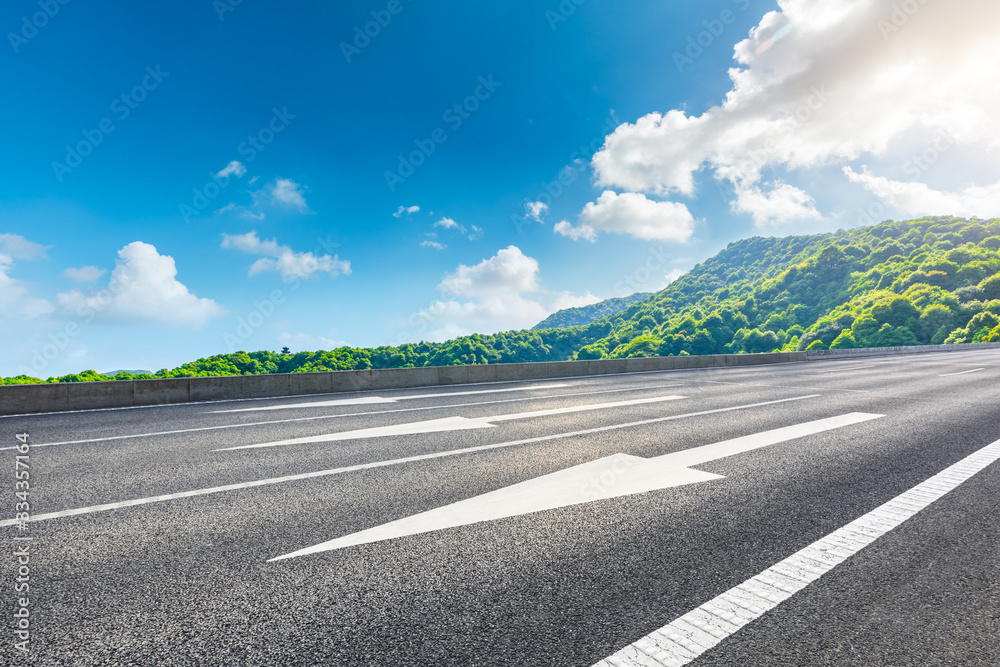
[
  {"xmin": 209, "ymin": 383, "xmax": 571, "ymax": 413},
  {"xmin": 268, "ymin": 412, "xmax": 883, "ymax": 561},
  {"xmin": 217, "ymin": 395, "xmax": 687, "ymax": 451}
]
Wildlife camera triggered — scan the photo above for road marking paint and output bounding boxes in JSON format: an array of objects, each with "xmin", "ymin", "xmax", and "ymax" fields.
[
  {"xmin": 0, "ymin": 395, "xmax": 819, "ymax": 527},
  {"xmin": 217, "ymin": 396, "xmax": 688, "ymax": 451},
  {"xmin": 938, "ymin": 368, "xmax": 985, "ymax": 377},
  {"xmin": 592, "ymin": 438, "xmax": 1000, "ymax": 667},
  {"xmin": 268, "ymin": 413, "xmax": 881, "ymax": 560},
  {"xmin": 207, "ymin": 383, "xmax": 571, "ymax": 413},
  {"xmin": 812, "ymin": 364, "xmax": 879, "ymax": 373},
  {"xmin": 0, "ymin": 384, "xmax": 683, "ymax": 451}
]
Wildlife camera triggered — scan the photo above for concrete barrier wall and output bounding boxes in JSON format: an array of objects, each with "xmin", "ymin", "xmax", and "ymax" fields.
[
  {"xmin": 1, "ymin": 341, "xmax": 995, "ymax": 416},
  {"xmin": 806, "ymin": 341, "xmax": 1000, "ymax": 360}
]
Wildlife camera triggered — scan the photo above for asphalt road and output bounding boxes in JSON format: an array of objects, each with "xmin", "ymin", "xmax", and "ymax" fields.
[{"xmin": 3, "ymin": 350, "xmax": 999, "ymax": 666}]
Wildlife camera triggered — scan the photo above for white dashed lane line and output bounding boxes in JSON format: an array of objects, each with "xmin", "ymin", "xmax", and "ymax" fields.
[
  {"xmin": 207, "ymin": 383, "xmax": 571, "ymax": 412},
  {"xmin": 0, "ymin": 395, "xmax": 818, "ymax": 527},
  {"xmin": 939, "ymin": 368, "xmax": 985, "ymax": 377},
  {"xmin": 0, "ymin": 384, "xmax": 684, "ymax": 451},
  {"xmin": 593, "ymin": 438, "xmax": 1000, "ymax": 667},
  {"xmin": 217, "ymin": 395, "xmax": 688, "ymax": 451}
]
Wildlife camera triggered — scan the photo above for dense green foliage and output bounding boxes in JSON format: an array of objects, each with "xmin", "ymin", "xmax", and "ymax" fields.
[
  {"xmin": 6, "ymin": 216, "xmax": 1000, "ymax": 385},
  {"xmin": 532, "ymin": 293, "xmax": 652, "ymax": 330},
  {"xmin": 583, "ymin": 216, "xmax": 1000, "ymax": 358},
  {"xmin": 2, "ymin": 325, "xmax": 612, "ymax": 384}
]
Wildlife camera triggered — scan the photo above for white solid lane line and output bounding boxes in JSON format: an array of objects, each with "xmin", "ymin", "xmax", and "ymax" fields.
[
  {"xmin": 269, "ymin": 413, "xmax": 882, "ymax": 561},
  {"xmin": 207, "ymin": 383, "xmax": 571, "ymax": 413},
  {"xmin": 939, "ymin": 368, "xmax": 985, "ymax": 377},
  {"xmin": 0, "ymin": 384, "xmax": 683, "ymax": 451},
  {"xmin": 217, "ymin": 395, "xmax": 687, "ymax": 451},
  {"xmin": 592, "ymin": 438, "xmax": 1000, "ymax": 667},
  {"xmin": 0, "ymin": 395, "xmax": 819, "ymax": 527}
]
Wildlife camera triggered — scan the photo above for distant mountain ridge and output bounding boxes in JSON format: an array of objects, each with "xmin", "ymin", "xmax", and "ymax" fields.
[{"xmin": 532, "ymin": 293, "xmax": 653, "ymax": 330}]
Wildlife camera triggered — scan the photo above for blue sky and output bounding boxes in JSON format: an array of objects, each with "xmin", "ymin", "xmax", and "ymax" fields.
[{"xmin": 2, "ymin": 0, "xmax": 998, "ymax": 376}]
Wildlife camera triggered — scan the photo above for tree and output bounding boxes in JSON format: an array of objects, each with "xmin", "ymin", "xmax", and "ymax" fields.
[
  {"xmin": 829, "ymin": 330, "xmax": 857, "ymax": 350},
  {"xmin": 917, "ymin": 304, "xmax": 955, "ymax": 343},
  {"xmin": 281, "ymin": 346, "xmax": 291, "ymax": 355},
  {"xmin": 980, "ymin": 273, "xmax": 1000, "ymax": 301},
  {"xmin": 689, "ymin": 329, "xmax": 717, "ymax": 356}
]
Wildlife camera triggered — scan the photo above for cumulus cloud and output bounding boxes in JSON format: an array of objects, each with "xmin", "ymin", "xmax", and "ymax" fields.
[
  {"xmin": 526, "ymin": 201, "xmax": 549, "ymax": 223},
  {"xmin": 0, "ymin": 234, "xmax": 49, "ymax": 260},
  {"xmin": 0, "ymin": 254, "xmax": 53, "ymax": 320},
  {"xmin": 406, "ymin": 246, "xmax": 603, "ymax": 342},
  {"xmin": 731, "ymin": 181, "xmax": 822, "ymax": 226},
  {"xmin": 561, "ymin": 191, "xmax": 695, "ymax": 242},
  {"xmin": 432, "ymin": 217, "xmax": 483, "ymax": 241},
  {"xmin": 221, "ymin": 231, "xmax": 351, "ymax": 281},
  {"xmin": 553, "ymin": 220, "xmax": 598, "ymax": 243},
  {"xmin": 434, "ymin": 217, "xmax": 460, "ymax": 230},
  {"xmin": 0, "ymin": 236, "xmax": 53, "ymax": 320},
  {"xmin": 270, "ymin": 179, "xmax": 311, "ymax": 212},
  {"xmin": 844, "ymin": 167, "xmax": 1000, "ymax": 218},
  {"xmin": 394, "ymin": 205, "xmax": 420, "ymax": 218},
  {"xmin": 663, "ymin": 269, "xmax": 686, "ymax": 286},
  {"xmin": 57, "ymin": 242, "xmax": 224, "ymax": 329},
  {"xmin": 552, "ymin": 291, "xmax": 602, "ymax": 311},
  {"xmin": 439, "ymin": 245, "xmax": 540, "ymax": 297},
  {"xmin": 63, "ymin": 266, "xmax": 106, "ymax": 282},
  {"xmin": 420, "ymin": 240, "xmax": 446, "ymax": 250},
  {"xmin": 592, "ymin": 0, "xmax": 1000, "ymax": 222},
  {"xmin": 409, "ymin": 246, "xmax": 546, "ymax": 340},
  {"xmin": 217, "ymin": 161, "xmax": 246, "ymax": 179}
]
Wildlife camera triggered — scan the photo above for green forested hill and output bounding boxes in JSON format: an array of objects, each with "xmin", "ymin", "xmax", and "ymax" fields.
[
  {"xmin": 6, "ymin": 216, "xmax": 1000, "ymax": 384},
  {"xmin": 577, "ymin": 216, "xmax": 1000, "ymax": 359},
  {"xmin": 532, "ymin": 293, "xmax": 652, "ymax": 330}
]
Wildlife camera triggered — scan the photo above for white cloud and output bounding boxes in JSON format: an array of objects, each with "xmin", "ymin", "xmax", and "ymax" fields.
[
  {"xmin": 439, "ymin": 246, "xmax": 540, "ymax": 297},
  {"xmin": 0, "ymin": 254, "xmax": 53, "ymax": 320},
  {"xmin": 63, "ymin": 266, "xmax": 106, "ymax": 282},
  {"xmin": 731, "ymin": 181, "xmax": 823, "ymax": 227},
  {"xmin": 526, "ymin": 201, "xmax": 549, "ymax": 223},
  {"xmin": 57, "ymin": 242, "xmax": 224, "ymax": 329},
  {"xmin": 432, "ymin": 217, "xmax": 483, "ymax": 241},
  {"xmin": 409, "ymin": 246, "xmax": 547, "ymax": 340},
  {"xmin": 844, "ymin": 166, "xmax": 1000, "ymax": 218},
  {"xmin": 0, "ymin": 234, "xmax": 49, "ymax": 260},
  {"xmin": 591, "ymin": 0, "xmax": 1000, "ymax": 220},
  {"xmin": 394, "ymin": 205, "xmax": 420, "ymax": 218},
  {"xmin": 221, "ymin": 231, "xmax": 351, "ymax": 281},
  {"xmin": 663, "ymin": 269, "xmax": 686, "ymax": 286},
  {"xmin": 0, "ymin": 236, "xmax": 53, "ymax": 321},
  {"xmin": 435, "ymin": 217, "xmax": 460, "ymax": 230},
  {"xmin": 554, "ymin": 220, "xmax": 598, "ymax": 243},
  {"xmin": 217, "ymin": 160, "xmax": 246, "ymax": 179},
  {"xmin": 420, "ymin": 240, "xmax": 446, "ymax": 250},
  {"xmin": 552, "ymin": 291, "xmax": 602, "ymax": 311},
  {"xmin": 270, "ymin": 178, "xmax": 311, "ymax": 212},
  {"xmin": 406, "ymin": 246, "xmax": 607, "ymax": 342},
  {"xmin": 568, "ymin": 191, "xmax": 695, "ymax": 242}
]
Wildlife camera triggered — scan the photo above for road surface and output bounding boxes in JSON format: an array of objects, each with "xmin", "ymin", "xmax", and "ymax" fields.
[{"xmin": 3, "ymin": 350, "xmax": 999, "ymax": 665}]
